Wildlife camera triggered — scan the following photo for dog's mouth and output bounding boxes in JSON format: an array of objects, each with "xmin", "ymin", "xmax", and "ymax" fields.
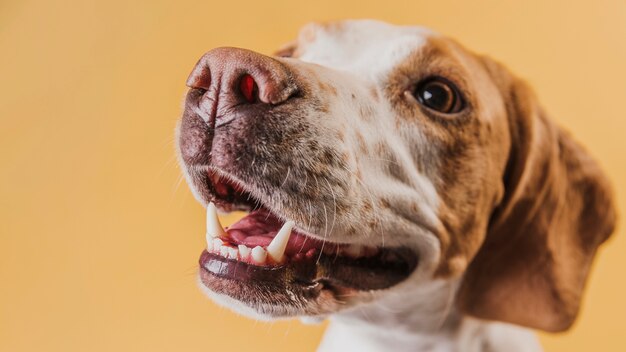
[{"xmin": 197, "ymin": 169, "xmax": 418, "ymax": 316}]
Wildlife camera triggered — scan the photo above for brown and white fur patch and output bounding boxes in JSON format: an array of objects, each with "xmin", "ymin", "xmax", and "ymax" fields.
[{"xmin": 177, "ymin": 20, "xmax": 616, "ymax": 352}]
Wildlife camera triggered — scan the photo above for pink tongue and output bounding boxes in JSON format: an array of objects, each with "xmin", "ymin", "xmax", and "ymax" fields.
[{"xmin": 226, "ymin": 210, "xmax": 331, "ymax": 255}]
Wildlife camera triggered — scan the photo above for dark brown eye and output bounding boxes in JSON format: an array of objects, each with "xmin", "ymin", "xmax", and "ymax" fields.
[{"xmin": 414, "ymin": 78, "xmax": 464, "ymax": 114}]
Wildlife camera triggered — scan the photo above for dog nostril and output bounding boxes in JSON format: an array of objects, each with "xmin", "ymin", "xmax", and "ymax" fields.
[
  {"xmin": 187, "ymin": 65, "xmax": 212, "ymax": 91},
  {"xmin": 239, "ymin": 74, "xmax": 258, "ymax": 103}
]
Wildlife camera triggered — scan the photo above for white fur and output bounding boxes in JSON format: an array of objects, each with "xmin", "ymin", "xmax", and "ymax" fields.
[
  {"xmin": 318, "ymin": 280, "xmax": 542, "ymax": 352},
  {"xmin": 298, "ymin": 20, "xmax": 432, "ymax": 79}
]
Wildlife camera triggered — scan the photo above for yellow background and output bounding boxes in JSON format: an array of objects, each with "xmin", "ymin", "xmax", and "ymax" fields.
[{"xmin": 1, "ymin": 0, "xmax": 625, "ymax": 351}]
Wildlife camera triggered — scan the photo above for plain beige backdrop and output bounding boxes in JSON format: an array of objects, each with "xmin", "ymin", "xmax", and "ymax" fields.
[{"xmin": 1, "ymin": 0, "xmax": 625, "ymax": 351}]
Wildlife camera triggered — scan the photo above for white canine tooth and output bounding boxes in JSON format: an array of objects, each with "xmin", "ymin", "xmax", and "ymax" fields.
[
  {"xmin": 206, "ymin": 202, "xmax": 227, "ymax": 241},
  {"xmin": 251, "ymin": 246, "xmax": 267, "ymax": 264},
  {"xmin": 227, "ymin": 247, "xmax": 239, "ymax": 259},
  {"xmin": 205, "ymin": 231, "xmax": 213, "ymax": 251},
  {"xmin": 238, "ymin": 245, "xmax": 251, "ymax": 259},
  {"xmin": 219, "ymin": 246, "xmax": 229, "ymax": 257},
  {"xmin": 212, "ymin": 238, "xmax": 224, "ymax": 252},
  {"xmin": 266, "ymin": 221, "xmax": 294, "ymax": 262}
]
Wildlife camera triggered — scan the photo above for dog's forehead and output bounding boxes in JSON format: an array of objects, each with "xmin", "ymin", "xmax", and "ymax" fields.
[{"xmin": 296, "ymin": 20, "xmax": 434, "ymax": 79}]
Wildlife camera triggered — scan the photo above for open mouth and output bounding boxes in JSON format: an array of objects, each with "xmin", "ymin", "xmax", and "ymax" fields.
[{"xmin": 198, "ymin": 169, "xmax": 418, "ymax": 312}]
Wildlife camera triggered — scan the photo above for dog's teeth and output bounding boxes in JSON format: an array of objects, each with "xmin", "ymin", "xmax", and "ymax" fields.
[
  {"xmin": 266, "ymin": 221, "xmax": 294, "ymax": 262},
  {"xmin": 238, "ymin": 245, "xmax": 251, "ymax": 258},
  {"xmin": 251, "ymin": 246, "xmax": 267, "ymax": 264},
  {"xmin": 212, "ymin": 238, "xmax": 224, "ymax": 252},
  {"xmin": 205, "ymin": 232, "xmax": 214, "ymax": 251},
  {"xmin": 206, "ymin": 202, "xmax": 227, "ymax": 246},
  {"xmin": 219, "ymin": 246, "xmax": 229, "ymax": 257},
  {"xmin": 227, "ymin": 247, "xmax": 239, "ymax": 259}
]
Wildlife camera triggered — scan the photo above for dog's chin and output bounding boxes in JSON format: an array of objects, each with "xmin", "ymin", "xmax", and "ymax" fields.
[
  {"xmin": 197, "ymin": 275, "xmax": 361, "ymax": 320},
  {"xmin": 197, "ymin": 260, "xmax": 364, "ymax": 319}
]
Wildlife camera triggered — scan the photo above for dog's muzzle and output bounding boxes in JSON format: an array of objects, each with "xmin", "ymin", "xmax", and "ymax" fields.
[{"xmin": 177, "ymin": 47, "xmax": 418, "ymax": 316}]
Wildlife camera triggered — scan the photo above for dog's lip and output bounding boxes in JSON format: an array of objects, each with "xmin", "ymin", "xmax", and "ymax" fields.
[{"xmin": 199, "ymin": 244, "xmax": 418, "ymax": 292}]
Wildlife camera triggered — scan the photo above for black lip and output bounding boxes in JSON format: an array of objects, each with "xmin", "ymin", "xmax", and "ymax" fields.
[
  {"xmin": 200, "ymin": 250, "xmax": 317, "ymax": 285},
  {"xmin": 199, "ymin": 247, "xmax": 418, "ymax": 291}
]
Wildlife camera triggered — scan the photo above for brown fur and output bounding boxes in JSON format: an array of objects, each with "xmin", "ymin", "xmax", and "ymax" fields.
[{"xmin": 457, "ymin": 58, "xmax": 617, "ymax": 332}]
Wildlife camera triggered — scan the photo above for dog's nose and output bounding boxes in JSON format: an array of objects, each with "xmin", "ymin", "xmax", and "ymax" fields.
[{"xmin": 186, "ymin": 47, "xmax": 298, "ymax": 117}]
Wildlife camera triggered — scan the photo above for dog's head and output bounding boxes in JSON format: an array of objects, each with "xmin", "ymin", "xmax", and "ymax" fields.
[{"xmin": 177, "ymin": 20, "xmax": 616, "ymax": 332}]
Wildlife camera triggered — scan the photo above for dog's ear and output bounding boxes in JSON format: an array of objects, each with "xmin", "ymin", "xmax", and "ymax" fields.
[{"xmin": 457, "ymin": 58, "xmax": 617, "ymax": 332}]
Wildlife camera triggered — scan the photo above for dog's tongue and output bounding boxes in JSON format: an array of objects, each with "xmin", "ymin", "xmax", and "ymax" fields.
[{"xmin": 225, "ymin": 209, "xmax": 330, "ymax": 256}]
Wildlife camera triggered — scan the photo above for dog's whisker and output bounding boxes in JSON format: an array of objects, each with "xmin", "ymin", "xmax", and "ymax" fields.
[
  {"xmin": 358, "ymin": 306, "xmax": 375, "ymax": 324},
  {"xmin": 434, "ymin": 280, "xmax": 457, "ymax": 332},
  {"xmin": 306, "ymin": 200, "xmax": 314, "ymax": 234},
  {"xmin": 280, "ymin": 166, "xmax": 291, "ymax": 188},
  {"xmin": 171, "ymin": 174, "xmax": 185, "ymax": 197},
  {"xmin": 360, "ymin": 155, "xmax": 401, "ymax": 165},
  {"xmin": 371, "ymin": 301, "xmax": 404, "ymax": 314},
  {"xmin": 323, "ymin": 178, "xmax": 338, "ymax": 238},
  {"xmin": 317, "ymin": 202, "xmax": 329, "ymax": 265}
]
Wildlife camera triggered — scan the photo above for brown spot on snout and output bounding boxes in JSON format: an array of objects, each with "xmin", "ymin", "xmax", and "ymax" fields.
[
  {"xmin": 319, "ymin": 82, "xmax": 338, "ymax": 96},
  {"xmin": 355, "ymin": 132, "xmax": 368, "ymax": 153},
  {"xmin": 369, "ymin": 86, "xmax": 379, "ymax": 101}
]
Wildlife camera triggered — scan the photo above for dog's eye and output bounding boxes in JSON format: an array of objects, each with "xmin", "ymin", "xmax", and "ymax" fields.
[{"xmin": 414, "ymin": 78, "xmax": 464, "ymax": 114}]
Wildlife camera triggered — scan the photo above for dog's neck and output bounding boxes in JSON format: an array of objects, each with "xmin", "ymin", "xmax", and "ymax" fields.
[
  {"xmin": 315, "ymin": 279, "xmax": 542, "ymax": 352},
  {"xmin": 319, "ymin": 279, "xmax": 463, "ymax": 351}
]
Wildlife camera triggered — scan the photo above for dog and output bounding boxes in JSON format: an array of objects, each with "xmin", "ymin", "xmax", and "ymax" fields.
[{"xmin": 176, "ymin": 20, "xmax": 616, "ymax": 351}]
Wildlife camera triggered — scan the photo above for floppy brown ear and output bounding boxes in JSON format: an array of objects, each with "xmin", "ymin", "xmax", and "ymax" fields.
[{"xmin": 457, "ymin": 59, "xmax": 617, "ymax": 332}]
